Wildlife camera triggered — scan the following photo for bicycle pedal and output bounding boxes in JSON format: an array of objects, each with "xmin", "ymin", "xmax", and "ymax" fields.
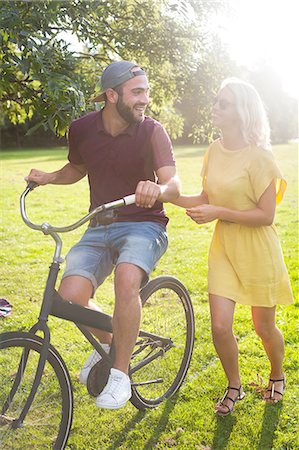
[{"xmin": 86, "ymin": 359, "xmax": 111, "ymax": 397}]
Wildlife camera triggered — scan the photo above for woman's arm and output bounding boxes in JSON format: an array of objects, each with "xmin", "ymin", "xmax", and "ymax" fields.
[
  {"xmin": 171, "ymin": 190, "xmax": 209, "ymax": 208},
  {"xmin": 187, "ymin": 181, "xmax": 276, "ymax": 227}
]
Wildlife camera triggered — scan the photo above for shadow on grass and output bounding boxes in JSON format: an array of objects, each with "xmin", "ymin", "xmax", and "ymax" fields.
[
  {"xmin": 210, "ymin": 401, "xmax": 283, "ymax": 449},
  {"xmin": 211, "ymin": 414, "xmax": 237, "ymax": 450},
  {"xmin": 143, "ymin": 395, "xmax": 178, "ymax": 449},
  {"xmin": 256, "ymin": 402, "xmax": 283, "ymax": 450},
  {"xmin": 107, "ymin": 409, "xmax": 146, "ymax": 450},
  {"xmin": 107, "ymin": 395, "xmax": 178, "ymax": 450}
]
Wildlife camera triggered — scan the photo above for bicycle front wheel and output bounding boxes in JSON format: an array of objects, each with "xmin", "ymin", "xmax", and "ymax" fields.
[
  {"xmin": 0, "ymin": 332, "xmax": 73, "ymax": 450},
  {"xmin": 130, "ymin": 276, "xmax": 195, "ymax": 410}
]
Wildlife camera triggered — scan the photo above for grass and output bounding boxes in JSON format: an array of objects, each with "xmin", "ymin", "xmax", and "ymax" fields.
[{"xmin": 0, "ymin": 143, "xmax": 298, "ymax": 450}]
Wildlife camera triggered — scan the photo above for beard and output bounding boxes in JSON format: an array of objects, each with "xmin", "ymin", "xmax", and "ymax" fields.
[{"xmin": 116, "ymin": 96, "xmax": 145, "ymax": 124}]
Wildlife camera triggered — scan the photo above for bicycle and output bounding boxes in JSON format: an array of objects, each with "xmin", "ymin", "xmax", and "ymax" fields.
[{"xmin": 0, "ymin": 182, "xmax": 195, "ymax": 449}]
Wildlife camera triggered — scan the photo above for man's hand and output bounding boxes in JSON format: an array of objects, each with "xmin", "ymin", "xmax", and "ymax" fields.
[
  {"xmin": 135, "ymin": 180, "xmax": 162, "ymax": 208},
  {"xmin": 25, "ymin": 169, "xmax": 54, "ymax": 186},
  {"xmin": 25, "ymin": 163, "xmax": 86, "ymax": 186}
]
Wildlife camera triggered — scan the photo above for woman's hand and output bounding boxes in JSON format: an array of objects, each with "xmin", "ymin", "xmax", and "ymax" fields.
[{"xmin": 186, "ymin": 204, "xmax": 220, "ymax": 224}]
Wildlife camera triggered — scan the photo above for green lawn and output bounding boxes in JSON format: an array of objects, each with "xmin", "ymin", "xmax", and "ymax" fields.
[{"xmin": 0, "ymin": 144, "xmax": 298, "ymax": 449}]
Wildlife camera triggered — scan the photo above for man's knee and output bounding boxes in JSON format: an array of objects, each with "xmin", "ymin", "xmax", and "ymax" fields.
[
  {"xmin": 59, "ymin": 275, "xmax": 93, "ymax": 306},
  {"xmin": 114, "ymin": 263, "xmax": 144, "ymax": 301}
]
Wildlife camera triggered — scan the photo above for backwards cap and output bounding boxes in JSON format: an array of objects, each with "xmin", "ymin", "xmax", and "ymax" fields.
[{"xmin": 91, "ymin": 60, "xmax": 146, "ymax": 102}]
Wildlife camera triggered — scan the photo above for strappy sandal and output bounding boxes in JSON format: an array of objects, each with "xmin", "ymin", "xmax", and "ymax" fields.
[
  {"xmin": 215, "ymin": 385, "xmax": 246, "ymax": 417},
  {"xmin": 264, "ymin": 376, "xmax": 286, "ymax": 403}
]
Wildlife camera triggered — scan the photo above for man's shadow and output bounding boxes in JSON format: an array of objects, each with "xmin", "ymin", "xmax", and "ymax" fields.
[
  {"xmin": 107, "ymin": 409, "xmax": 146, "ymax": 450},
  {"xmin": 108, "ymin": 394, "xmax": 178, "ymax": 450}
]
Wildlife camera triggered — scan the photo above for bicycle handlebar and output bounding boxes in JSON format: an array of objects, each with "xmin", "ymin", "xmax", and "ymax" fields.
[
  {"xmin": 20, "ymin": 183, "xmax": 136, "ymax": 234},
  {"xmin": 27, "ymin": 181, "xmax": 39, "ymax": 191}
]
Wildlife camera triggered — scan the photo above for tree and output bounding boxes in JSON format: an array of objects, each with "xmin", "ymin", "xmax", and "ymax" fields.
[
  {"xmin": 1, "ymin": 1, "xmax": 85, "ymax": 137},
  {"xmin": 1, "ymin": 0, "xmax": 229, "ymax": 144},
  {"xmin": 176, "ymin": 37, "xmax": 236, "ymax": 144},
  {"xmin": 247, "ymin": 65, "xmax": 298, "ymax": 144}
]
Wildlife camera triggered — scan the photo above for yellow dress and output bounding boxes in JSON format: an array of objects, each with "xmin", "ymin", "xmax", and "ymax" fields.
[{"xmin": 201, "ymin": 139, "xmax": 293, "ymax": 307}]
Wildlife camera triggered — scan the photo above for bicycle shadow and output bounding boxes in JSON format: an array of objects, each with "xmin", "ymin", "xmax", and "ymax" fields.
[
  {"xmin": 256, "ymin": 402, "xmax": 283, "ymax": 450},
  {"xmin": 107, "ymin": 395, "xmax": 178, "ymax": 450},
  {"xmin": 211, "ymin": 414, "xmax": 237, "ymax": 450}
]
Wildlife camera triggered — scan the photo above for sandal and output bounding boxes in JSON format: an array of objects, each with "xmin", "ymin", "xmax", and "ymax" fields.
[
  {"xmin": 263, "ymin": 376, "xmax": 286, "ymax": 403},
  {"xmin": 215, "ymin": 385, "xmax": 245, "ymax": 417}
]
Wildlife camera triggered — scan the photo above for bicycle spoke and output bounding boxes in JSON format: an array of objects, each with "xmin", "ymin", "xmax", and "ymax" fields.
[
  {"xmin": 0, "ymin": 333, "xmax": 73, "ymax": 450},
  {"xmin": 130, "ymin": 277, "xmax": 194, "ymax": 409}
]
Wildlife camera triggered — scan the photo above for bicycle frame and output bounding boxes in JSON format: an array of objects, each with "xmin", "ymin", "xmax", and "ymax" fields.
[{"xmin": 6, "ymin": 183, "xmax": 174, "ymax": 426}]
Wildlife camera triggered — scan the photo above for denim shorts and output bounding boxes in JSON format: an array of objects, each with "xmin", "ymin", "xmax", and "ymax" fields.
[{"xmin": 62, "ymin": 221, "xmax": 168, "ymax": 294}]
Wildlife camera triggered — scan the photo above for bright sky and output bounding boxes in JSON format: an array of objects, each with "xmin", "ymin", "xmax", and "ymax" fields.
[{"xmin": 216, "ymin": 0, "xmax": 299, "ymax": 99}]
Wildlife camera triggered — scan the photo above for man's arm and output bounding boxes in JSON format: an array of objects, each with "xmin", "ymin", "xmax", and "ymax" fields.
[
  {"xmin": 135, "ymin": 166, "xmax": 180, "ymax": 208},
  {"xmin": 157, "ymin": 166, "xmax": 181, "ymax": 202},
  {"xmin": 26, "ymin": 163, "xmax": 87, "ymax": 186}
]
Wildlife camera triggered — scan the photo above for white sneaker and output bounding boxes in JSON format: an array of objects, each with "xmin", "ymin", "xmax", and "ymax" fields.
[
  {"xmin": 96, "ymin": 368, "xmax": 131, "ymax": 409},
  {"xmin": 79, "ymin": 344, "xmax": 110, "ymax": 385}
]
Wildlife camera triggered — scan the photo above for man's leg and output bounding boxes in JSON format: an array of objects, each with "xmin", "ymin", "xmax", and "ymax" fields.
[
  {"xmin": 95, "ymin": 263, "xmax": 143, "ymax": 409},
  {"xmin": 96, "ymin": 221, "xmax": 168, "ymax": 409},
  {"xmin": 59, "ymin": 275, "xmax": 112, "ymax": 344},
  {"xmin": 112, "ymin": 263, "xmax": 143, "ymax": 373}
]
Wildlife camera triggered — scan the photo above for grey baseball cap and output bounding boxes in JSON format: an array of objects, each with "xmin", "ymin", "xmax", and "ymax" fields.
[{"xmin": 91, "ymin": 60, "xmax": 146, "ymax": 102}]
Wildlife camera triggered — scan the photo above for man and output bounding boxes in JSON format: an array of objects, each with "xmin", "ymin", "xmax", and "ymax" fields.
[{"xmin": 26, "ymin": 60, "xmax": 180, "ymax": 409}]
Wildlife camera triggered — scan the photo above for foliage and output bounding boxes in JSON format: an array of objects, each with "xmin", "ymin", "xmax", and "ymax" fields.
[
  {"xmin": 155, "ymin": 103, "xmax": 185, "ymax": 141},
  {"xmin": 0, "ymin": 143, "xmax": 298, "ymax": 449},
  {"xmin": 2, "ymin": 2, "xmax": 295, "ymax": 146},
  {"xmin": 176, "ymin": 37, "xmax": 237, "ymax": 144},
  {"xmin": 247, "ymin": 64, "xmax": 298, "ymax": 143},
  {"xmin": 0, "ymin": 1, "xmax": 85, "ymax": 136},
  {"xmin": 0, "ymin": 0, "xmax": 229, "ymax": 142}
]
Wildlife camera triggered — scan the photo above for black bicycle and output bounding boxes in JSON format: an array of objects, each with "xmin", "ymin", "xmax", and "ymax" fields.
[{"xmin": 0, "ymin": 182, "xmax": 195, "ymax": 449}]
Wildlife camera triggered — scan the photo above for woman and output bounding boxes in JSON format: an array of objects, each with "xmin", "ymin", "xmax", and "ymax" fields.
[{"xmin": 174, "ymin": 78, "xmax": 293, "ymax": 416}]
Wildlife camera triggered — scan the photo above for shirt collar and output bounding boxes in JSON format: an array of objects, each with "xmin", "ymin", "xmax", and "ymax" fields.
[{"xmin": 96, "ymin": 109, "xmax": 139, "ymax": 136}]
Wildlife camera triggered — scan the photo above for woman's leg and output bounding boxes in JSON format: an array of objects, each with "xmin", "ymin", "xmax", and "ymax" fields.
[
  {"xmin": 251, "ymin": 306, "xmax": 285, "ymax": 402},
  {"xmin": 209, "ymin": 294, "xmax": 244, "ymax": 413}
]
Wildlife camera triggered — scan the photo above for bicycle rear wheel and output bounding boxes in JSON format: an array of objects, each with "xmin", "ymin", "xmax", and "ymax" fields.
[
  {"xmin": 130, "ymin": 276, "xmax": 195, "ymax": 410},
  {"xmin": 0, "ymin": 332, "xmax": 73, "ymax": 450}
]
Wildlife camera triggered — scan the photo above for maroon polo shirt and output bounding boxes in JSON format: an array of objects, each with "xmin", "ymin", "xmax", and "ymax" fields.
[{"xmin": 67, "ymin": 110, "xmax": 175, "ymax": 226}]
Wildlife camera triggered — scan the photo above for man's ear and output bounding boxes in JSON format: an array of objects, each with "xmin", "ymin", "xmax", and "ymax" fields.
[{"xmin": 105, "ymin": 88, "xmax": 118, "ymax": 104}]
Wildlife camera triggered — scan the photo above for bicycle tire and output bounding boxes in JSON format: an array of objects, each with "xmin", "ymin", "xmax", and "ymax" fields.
[
  {"xmin": 0, "ymin": 331, "xmax": 73, "ymax": 450},
  {"xmin": 130, "ymin": 276, "xmax": 195, "ymax": 410}
]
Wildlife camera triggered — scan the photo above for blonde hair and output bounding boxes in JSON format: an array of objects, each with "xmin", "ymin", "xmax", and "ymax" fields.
[{"xmin": 221, "ymin": 78, "xmax": 271, "ymax": 150}]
